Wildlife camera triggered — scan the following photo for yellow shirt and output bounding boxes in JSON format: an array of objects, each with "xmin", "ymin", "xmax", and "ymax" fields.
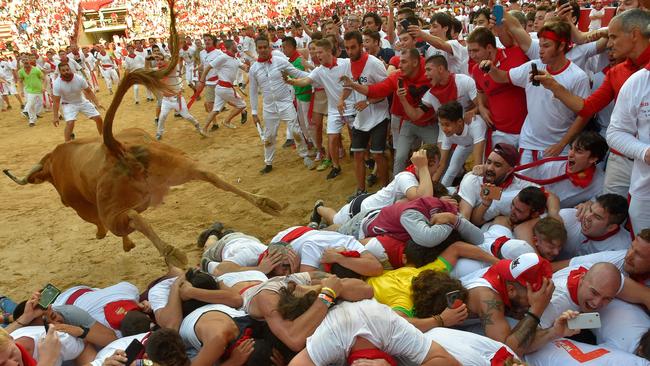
[{"xmin": 367, "ymin": 257, "xmax": 452, "ymax": 317}]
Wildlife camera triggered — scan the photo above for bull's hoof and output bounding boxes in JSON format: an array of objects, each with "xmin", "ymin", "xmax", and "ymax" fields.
[
  {"xmin": 122, "ymin": 237, "xmax": 136, "ymax": 252},
  {"xmin": 164, "ymin": 246, "xmax": 188, "ymax": 268},
  {"xmin": 255, "ymin": 195, "xmax": 283, "ymax": 216},
  {"xmin": 96, "ymin": 227, "xmax": 108, "ymax": 239}
]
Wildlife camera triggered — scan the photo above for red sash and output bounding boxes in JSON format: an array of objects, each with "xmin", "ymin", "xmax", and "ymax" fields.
[
  {"xmin": 281, "ymin": 226, "xmax": 315, "ymax": 242},
  {"xmin": 427, "ymin": 73, "xmax": 459, "ymax": 104},
  {"xmin": 17, "ymin": 343, "xmax": 37, "ymax": 366},
  {"xmin": 491, "ymin": 236, "xmax": 510, "ymax": 259},
  {"xmin": 65, "ymin": 288, "xmax": 94, "ymax": 305},
  {"xmin": 490, "ymin": 346, "xmax": 514, "ymax": 366},
  {"xmin": 514, "ymin": 156, "xmax": 596, "ymax": 188},
  {"xmin": 104, "ymin": 299, "xmax": 140, "ymax": 330},
  {"xmin": 347, "ymin": 349, "xmax": 397, "ymax": 366},
  {"xmin": 351, "ymin": 52, "xmax": 369, "ymax": 81},
  {"xmin": 217, "ymin": 80, "xmax": 234, "ymax": 88},
  {"xmin": 567, "ymin": 266, "xmax": 588, "ymax": 306}
]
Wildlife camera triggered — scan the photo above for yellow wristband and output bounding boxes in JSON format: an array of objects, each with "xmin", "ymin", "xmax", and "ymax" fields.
[{"xmin": 321, "ymin": 287, "xmax": 337, "ymax": 299}]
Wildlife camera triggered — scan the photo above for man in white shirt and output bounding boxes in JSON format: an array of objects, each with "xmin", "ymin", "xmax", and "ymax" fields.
[
  {"xmin": 524, "ymin": 338, "xmax": 650, "ymax": 365},
  {"xmin": 0, "ymin": 56, "xmax": 24, "ymax": 110},
  {"xmin": 198, "ymin": 34, "xmax": 223, "ymax": 128},
  {"xmin": 483, "ymin": 21, "xmax": 590, "ymax": 164},
  {"xmin": 96, "ymin": 45, "xmax": 119, "ymax": 94},
  {"xmin": 414, "ymin": 12, "xmax": 469, "ymax": 75},
  {"xmin": 607, "ymin": 62, "xmax": 650, "ymax": 233},
  {"xmin": 178, "ymin": 36, "xmax": 196, "ymax": 89},
  {"xmin": 122, "ymin": 44, "xmax": 146, "ymax": 104},
  {"xmin": 249, "ymin": 37, "xmax": 311, "ymax": 174},
  {"xmin": 515, "ymin": 131, "xmax": 608, "ymax": 208},
  {"xmin": 198, "ymin": 40, "xmax": 248, "ymax": 131},
  {"xmin": 459, "ymin": 143, "xmax": 537, "ymax": 226},
  {"xmin": 239, "ymin": 26, "xmax": 258, "ymax": 64},
  {"xmin": 589, "ymin": 1, "xmax": 606, "ymax": 31},
  {"xmin": 286, "ymin": 38, "xmax": 356, "ymax": 179},
  {"xmin": 51, "ymin": 63, "xmax": 103, "ymax": 142},
  {"xmin": 82, "ymin": 47, "xmax": 99, "ymax": 93}
]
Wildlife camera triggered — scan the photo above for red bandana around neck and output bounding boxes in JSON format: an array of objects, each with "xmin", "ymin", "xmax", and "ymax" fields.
[
  {"xmin": 257, "ymin": 57, "xmax": 272, "ymax": 63},
  {"xmin": 484, "ymin": 173, "xmax": 515, "ymax": 189},
  {"xmin": 182, "ymin": 45, "xmax": 189, "ymax": 51},
  {"xmin": 428, "ymin": 73, "xmax": 458, "ymax": 104},
  {"xmin": 491, "ymin": 236, "xmax": 510, "ymax": 259},
  {"xmin": 490, "ymin": 346, "xmax": 514, "ymax": 366},
  {"xmin": 128, "ymin": 54, "xmax": 136, "ymax": 58},
  {"xmin": 205, "ymin": 46, "xmax": 216, "ymax": 53},
  {"xmin": 351, "ymin": 52, "xmax": 369, "ymax": 80},
  {"xmin": 61, "ymin": 73, "xmax": 74, "ymax": 82},
  {"xmin": 225, "ymin": 50, "xmax": 236, "ymax": 58},
  {"xmin": 347, "ymin": 349, "xmax": 397, "ymax": 366},
  {"xmin": 16, "ymin": 343, "xmax": 37, "ymax": 366},
  {"xmin": 567, "ymin": 266, "xmax": 588, "ymax": 306},
  {"xmin": 323, "ymin": 57, "xmax": 338, "ymax": 69},
  {"xmin": 288, "ymin": 51, "xmax": 301, "ymax": 63},
  {"xmin": 582, "ymin": 226, "xmax": 621, "ymax": 244}
]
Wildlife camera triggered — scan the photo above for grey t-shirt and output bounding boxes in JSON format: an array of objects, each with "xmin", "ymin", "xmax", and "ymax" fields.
[{"xmin": 52, "ymin": 305, "xmax": 96, "ymax": 328}]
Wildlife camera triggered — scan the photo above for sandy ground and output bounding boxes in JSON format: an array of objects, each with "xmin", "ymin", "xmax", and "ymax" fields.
[{"xmin": 0, "ymin": 82, "xmax": 361, "ymax": 301}]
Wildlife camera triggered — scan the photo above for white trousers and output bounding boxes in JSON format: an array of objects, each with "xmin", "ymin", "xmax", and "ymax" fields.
[
  {"xmin": 100, "ymin": 68, "xmax": 119, "ymax": 90},
  {"xmin": 603, "ymin": 153, "xmax": 632, "ymax": 198},
  {"xmin": 24, "ymin": 93, "xmax": 42, "ymax": 123},
  {"xmin": 262, "ymin": 104, "xmax": 308, "ymax": 165},
  {"xmin": 157, "ymin": 95, "xmax": 199, "ymax": 136},
  {"xmin": 295, "ymin": 99, "xmax": 313, "ymax": 144},
  {"xmin": 629, "ymin": 194, "xmax": 650, "ymax": 234}
]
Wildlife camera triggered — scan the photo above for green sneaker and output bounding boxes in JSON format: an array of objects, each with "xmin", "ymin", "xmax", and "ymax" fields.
[{"xmin": 316, "ymin": 159, "xmax": 332, "ymax": 171}]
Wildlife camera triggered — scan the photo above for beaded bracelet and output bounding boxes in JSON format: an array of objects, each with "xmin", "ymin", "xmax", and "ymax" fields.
[
  {"xmin": 433, "ymin": 314, "xmax": 445, "ymax": 327},
  {"xmin": 321, "ymin": 286, "xmax": 337, "ymax": 299},
  {"xmin": 318, "ymin": 293, "xmax": 334, "ymax": 308}
]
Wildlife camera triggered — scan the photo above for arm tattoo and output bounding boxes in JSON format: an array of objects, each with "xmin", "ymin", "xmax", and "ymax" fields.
[
  {"xmin": 480, "ymin": 298, "xmax": 503, "ymax": 330},
  {"xmin": 510, "ymin": 314, "xmax": 539, "ymax": 349},
  {"xmin": 483, "ymin": 299, "xmax": 503, "ymax": 312},
  {"xmin": 480, "ymin": 312, "xmax": 494, "ymax": 328}
]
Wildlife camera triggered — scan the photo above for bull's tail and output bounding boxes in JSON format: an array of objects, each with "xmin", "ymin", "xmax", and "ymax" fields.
[{"xmin": 102, "ymin": 0, "xmax": 180, "ymax": 158}]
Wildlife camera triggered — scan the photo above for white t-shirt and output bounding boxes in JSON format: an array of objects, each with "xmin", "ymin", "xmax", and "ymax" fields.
[
  {"xmin": 439, "ymin": 115, "xmax": 487, "ymax": 150},
  {"xmin": 539, "ymin": 264, "xmax": 589, "ymax": 328},
  {"xmin": 517, "ymin": 160, "xmax": 605, "ymax": 208},
  {"xmin": 360, "ymin": 171, "xmax": 419, "ymax": 212},
  {"xmin": 424, "ymin": 39, "xmax": 469, "ymax": 75},
  {"xmin": 179, "ymin": 45, "xmax": 196, "ymax": 64},
  {"xmin": 218, "ymin": 233, "xmax": 268, "ymax": 267},
  {"xmin": 557, "ymin": 209, "xmax": 631, "ymax": 260},
  {"xmin": 123, "ymin": 54, "xmax": 146, "ymax": 71},
  {"xmin": 596, "ymin": 298, "xmax": 650, "ymax": 354},
  {"xmin": 271, "ymin": 227, "xmax": 366, "ymax": 268},
  {"xmin": 508, "ymin": 60, "xmax": 590, "ymax": 151},
  {"xmin": 424, "ymin": 327, "xmax": 516, "ymax": 366},
  {"xmin": 148, "ymin": 277, "xmax": 177, "ymax": 313},
  {"xmin": 589, "ymin": 8, "xmax": 605, "ymax": 31},
  {"xmin": 96, "ymin": 53, "xmax": 114, "ymax": 68},
  {"xmin": 421, "ymin": 73, "xmax": 478, "ymax": 112},
  {"xmin": 524, "ymin": 338, "xmax": 650, "ymax": 366},
  {"xmin": 11, "ymin": 326, "xmax": 84, "ymax": 366},
  {"xmin": 209, "ymin": 53, "xmax": 243, "ymax": 84},
  {"xmin": 90, "ymin": 333, "xmax": 148, "ymax": 366},
  {"xmin": 526, "ymin": 41, "xmax": 601, "ymax": 72},
  {"xmin": 305, "ymin": 300, "xmax": 431, "ymax": 366},
  {"xmin": 239, "ymin": 36, "xmax": 258, "ymax": 61},
  {"xmin": 199, "ymin": 48, "xmax": 223, "ymax": 85},
  {"xmin": 349, "ymin": 55, "xmax": 389, "ymax": 131},
  {"xmin": 569, "ymin": 250, "xmax": 627, "ymax": 272},
  {"xmin": 458, "ymin": 173, "xmax": 538, "ymax": 222},
  {"xmin": 308, "ymin": 59, "xmax": 356, "ymax": 118},
  {"xmin": 607, "ymin": 68, "xmax": 650, "ymax": 198},
  {"xmin": 0, "ymin": 60, "xmax": 15, "ymax": 81},
  {"xmin": 53, "ymin": 75, "xmax": 89, "ymax": 104}
]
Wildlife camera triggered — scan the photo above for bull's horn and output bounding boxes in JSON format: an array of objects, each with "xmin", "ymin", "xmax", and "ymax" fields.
[{"xmin": 3, "ymin": 164, "xmax": 43, "ymax": 185}]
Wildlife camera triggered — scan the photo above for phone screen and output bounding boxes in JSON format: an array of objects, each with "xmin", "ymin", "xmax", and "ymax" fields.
[
  {"xmin": 400, "ymin": 19, "xmax": 410, "ymax": 31},
  {"xmin": 531, "ymin": 63, "xmax": 540, "ymax": 86},
  {"xmin": 124, "ymin": 339, "xmax": 145, "ymax": 366},
  {"xmin": 446, "ymin": 290, "xmax": 461, "ymax": 308},
  {"xmin": 39, "ymin": 284, "xmax": 61, "ymax": 309}
]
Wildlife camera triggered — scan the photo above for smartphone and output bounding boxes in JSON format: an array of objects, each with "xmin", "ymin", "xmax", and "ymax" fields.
[
  {"xmin": 398, "ymin": 78, "xmax": 404, "ymax": 89},
  {"xmin": 531, "ymin": 63, "xmax": 540, "ymax": 86},
  {"xmin": 39, "ymin": 284, "xmax": 61, "ymax": 309},
  {"xmin": 480, "ymin": 62, "xmax": 491, "ymax": 73},
  {"xmin": 481, "ymin": 185, "xmax": 503, "ymax": 200},
  {"xmin": 147, "ymin": 49, "xmax": 152, "ymax": 55},
  {"xmin": 493, "ymin": 4, "xmax": 504, "ymax": 25},
  {"xmin": 124, "ymin": 339, "xmax": 145, "ymax": 366},
  {"xmin": 567, "ymin": 313, "xmax": 601, "ymax": 330},
  {"xmin": 43, "ymin": 318, "xmax": 50, "ymax": 333},
  {"xmin": 400, "ymin": 19, "xmax": 411, "ymax": 31},
  {"xmin": 446, "ymin": 290, "xmax": 462, "ymax": 308},
  {"xmin": 557, "ymin": 0, "xmax": 569, "ymax": 7}
]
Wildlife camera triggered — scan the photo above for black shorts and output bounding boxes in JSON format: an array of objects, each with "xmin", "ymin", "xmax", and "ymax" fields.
[{"xmin": 351, "ymin": 118, "xmax": 389, "ymax": 154}]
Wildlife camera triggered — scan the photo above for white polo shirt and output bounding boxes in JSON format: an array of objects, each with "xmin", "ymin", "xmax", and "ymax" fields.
[
  {"xmin": 557, "ymin": 208, "xmax": 631, "ymax": 260},
  {"xmin": 458, "ymin": 173, "xmax": 538, "ymax": 222},
  {"xmin": 349, "ymin": 55, "xmax": 389, "ymax": 131},
  {"xmin": 308, "ymin": 58, "xmax": 356, "ymax": 118},
  {"xmin": 53, "ymin": 75, "xmax": 89, "ymax": 104},
  {"xmin": 517, "ymin": 160, "xmax": 605, "ymax": 208},
  {"xmin": 607, "ymin": 67, "xmax": 650, "ymax": 199},
  {"xmin": 508, "ymin": 60, "xmax": 590, "ymax": 151}
]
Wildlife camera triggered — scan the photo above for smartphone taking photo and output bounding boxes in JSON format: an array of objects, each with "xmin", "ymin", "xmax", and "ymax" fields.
[
  {"xmin": 39, "ymin": 284, "xmax": 61, "ymax": 309},
  {"xmin": 481, "ymin": 185, "xmax": 503, "ymax": 200},
  {"xmin": 124, "ymin": 339, "xmax": 145, "ymax": 366},
  {"xmin": 531, "ymin": 63, "xmax": 540, "ymax": 86},
  {"xmin": 567, "ymin": 313, "xmax": 601, "ymax": 330}
]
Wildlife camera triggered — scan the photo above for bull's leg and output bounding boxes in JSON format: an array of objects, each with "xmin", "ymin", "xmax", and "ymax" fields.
[
  {"xmin": 122, "ymin": 235, "xmax": 135, "ymax": 251},
  {"xmin": 194, "ymin": 170, "xmax": 283, "ymax": 216},
  {"xmin": 96, "ymin": 224, "xmax": 108, "ymax": 239},
  {"xmin": 126, "ymin": 209, "xmax": 188, "ymax": 267}
]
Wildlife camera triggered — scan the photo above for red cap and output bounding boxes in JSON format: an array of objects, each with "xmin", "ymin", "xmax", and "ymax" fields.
[{"xmin": 495, "ymin": 253, "xmax": 552, "ymax": 291}]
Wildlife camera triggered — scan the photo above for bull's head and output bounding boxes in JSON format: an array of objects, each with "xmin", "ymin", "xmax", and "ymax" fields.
[{"xmin": 3, "ymin": 163, "xmax": 45, "ymax": 185}]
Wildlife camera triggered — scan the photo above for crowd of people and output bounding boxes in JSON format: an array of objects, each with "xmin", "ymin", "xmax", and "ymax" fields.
[{"xmin": 3, "ymin": 0, "xmax": 650, "ymax": 365}]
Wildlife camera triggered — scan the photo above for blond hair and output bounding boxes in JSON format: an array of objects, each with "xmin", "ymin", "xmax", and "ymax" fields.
[{"xmin": 0, "ymin": 327, "xmax": 12, "ymax": 349}]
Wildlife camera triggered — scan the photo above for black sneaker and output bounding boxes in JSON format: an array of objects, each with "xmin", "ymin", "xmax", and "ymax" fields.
[
  {"xmin": 365, "ymin": 158, "xmax": 376, "ymax": 170},
  {"xmin": 347, "ymin": 188, "xmax": 367, "ymax": 203},
  {"xmin": 282, "ymin": 139, "xmax": 295, "ymax": 148},
  {"xmin": 326, "ymin": 167, "xmax": 342, "ymax": 180},
  {"xmin": 366, "ymin": 173, "xmax": 378, "ymax": 187},
  {"xmin": 260, "ymin": 165, "xmax": 273, "ymax": 174},
  {"xmin": 22, "ymin": 111, "xmax": 29, "ymax": 119},
  {"xmin": 211, "ymin": 123, "xmax": 219, "ymax": 131},
  {"xmin": 310, "ymin": 200, "xmax": 324, "ymax": 225},
  {"xmin": 70, "ymin": 133, "xmax": 75, "ymax": 140},
  {"xmin": 196, "ymin": 222, "xmax": 225, "ymax": 248},
  {"xmin": 241, "ymin": 110, "xmax": 248, "ymax": 125}
]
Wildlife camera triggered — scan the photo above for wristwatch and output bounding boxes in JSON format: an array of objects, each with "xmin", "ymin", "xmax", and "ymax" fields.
[{"xmin": 79, "ymin": 326, "xmax": 90, "ymax": 339}]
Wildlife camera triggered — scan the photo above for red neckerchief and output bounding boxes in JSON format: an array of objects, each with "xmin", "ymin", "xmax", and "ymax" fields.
[
  {"xmin": 257, "ymin": 57, "xmax": 272, "ymax": 63},
  {"xmin": 403, "ymin": 164, "xmax": 419, "ymax": 181},
  {"xmin": 225, "ymin": 50, "xmax": 236, "ymax": 58},
  {"xmin": 288, "ymin": 51, "xmax": 301, "ymax": 63},
  {"xmin": 100, "ymin": 51, "xmax": 107, "ymax": 56},
  {"xmin": 491, "ymin": 346, "xmax": 514, "ymax": 366},
  {"xmin": 491, "ymin": 236, "xmax": 510, "ymax": 259},
  {"xmin": 602, "ymin": 65, "xmax": 612, "ymax": 75},
  {"xmin": 484, "ymin": 173, "xmax": 515, "ymax": 189},
  {"xmin": 182, "ymin": 45, "xmax": 189, "ymax": 51},
  {"xmin": 646, "ymin": 61, "xmax": 650, "ymax": 71},
  {"xmin": 16, "ymin": 343, "xmax": 37, "ymax": 366},
  {"xmin": 567, "ymin": 266, "xmax": 588, "ymax": 306},
  {"xmin": 582, "ymin": 226, "xmax": 621, "ymax": 244},
  {"xmin": 323, "ymin": 251, "xmax": 361, "ymax": 272},
  {"xmin": 61, "ymin": 73, "xmax": 74, "ymax": 82},
  {"xmin": 629, "ymin": 44, "xmax": 650, "ymax": 69},
  {"xmin": 322, "ymin": 57, "xmax": 338, "ymax": 69},
  {"xmin": 347, "ymin": 349, "xmax": 397, "ymax": 366},
  {"xmin": 482, "ymin": 264, "xmax": 512, "ymax": 307},
  {"xmin": 223, "ymin": 328, "xmax": 253, "ymax": 359},
  {"xmin": 128, "ymin": 53, "xmax": 136, "ymax": 58},
  {"xmin": 46, "ymin": 59, "xmax": 56, "ymax": 70},
  {"xmin": 514, "ymin": 156, "xmax": 596, "ymax": 188},
  {"xmin": 351, "ymin": 52, "xmax": 369, "ymax": 80},
  {"xmin": 428, "ymin": 73, "xmax": 458, "ymax": 104},
  {"xmin": 205, "ymin": 46, "xmax": 216, "ymax": 53}
]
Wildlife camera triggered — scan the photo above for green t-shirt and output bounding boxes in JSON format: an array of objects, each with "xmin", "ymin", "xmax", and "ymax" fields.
[
  {"xmin": 290, "ymin": 57, "xmax": 312, "ymax": 102},
  {"xmin": 18, "ymin": 67, "xmax": 43, "ymax": 94}
]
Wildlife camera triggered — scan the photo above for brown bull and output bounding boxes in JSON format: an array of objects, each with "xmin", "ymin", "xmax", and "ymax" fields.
[{"xmin": 3, "ymin": 2, "xmax": 282, "ymax": 267}]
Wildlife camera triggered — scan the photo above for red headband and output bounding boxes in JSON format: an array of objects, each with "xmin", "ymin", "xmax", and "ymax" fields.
[{"xmin": 538, "ymin": 30, "xmax": 570, "ymax": 45}]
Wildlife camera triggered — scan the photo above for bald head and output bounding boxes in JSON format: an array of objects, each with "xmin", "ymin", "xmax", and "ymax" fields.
[{"xmin": 578, "ymin": 262, "xmax": 622, "ymax": 312}]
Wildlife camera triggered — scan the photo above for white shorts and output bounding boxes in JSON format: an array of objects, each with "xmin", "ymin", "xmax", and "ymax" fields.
[
  {"xmin": 1, "ymin": 82, "xmax": 17, "ymax": 95},
  {"xmin": 327, "ymin": 114, "xmax": 355, "ymax": 134},
  {"xmin": 62, "ymin": 100, "xmax": 100, "ymax": 122},
  {"xmin": 333, "ymin": 203, "xmax": 352, "ymax": 225},
  {"xmin": 212, "ymin": 85, "xmax": 246, "ymax": 112},
  {"xmin": 179, "ymin": 304, "xmax": 246, "ymax": 351}
]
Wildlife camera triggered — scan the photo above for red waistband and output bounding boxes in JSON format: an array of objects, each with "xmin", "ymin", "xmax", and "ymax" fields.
[
  {"xmin": 207, "ymin": 76, "xmax": 219, "ymax": 82},
  {"xmin": 101, "ymin": 65, "xmax": 113, "ymax": 68},
  {"xmin": 65, "ymin": 288, "xmax": 94, "ymax": 305},
  {"xmin": 217, "ymin": 80, "xmax": 234, "ymax": 88},
  {"xmin": 239, "ymin": 284, "xmax": 258, "ymax": 295}
]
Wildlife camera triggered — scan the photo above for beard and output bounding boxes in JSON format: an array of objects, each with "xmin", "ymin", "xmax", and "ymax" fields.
[{"xmin": 61, "ymin": 73, "xmax": 74, "ymax": 82}]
